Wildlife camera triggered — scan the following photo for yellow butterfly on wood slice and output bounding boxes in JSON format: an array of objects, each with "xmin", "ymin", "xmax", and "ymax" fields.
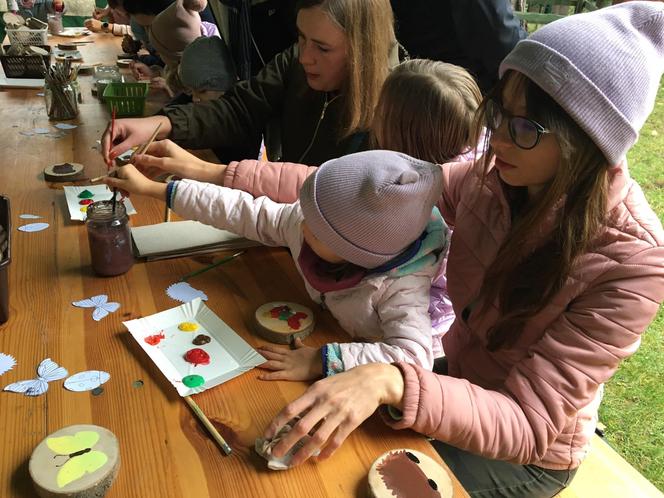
[{"xmin": 46, "ymin": 431, "xmax": 108, "ymax": 488}]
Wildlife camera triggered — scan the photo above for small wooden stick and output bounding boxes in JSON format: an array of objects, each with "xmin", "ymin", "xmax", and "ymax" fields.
[
  {"xmin": 134, "ymin": 122, "xmax": 163, "ymax": 156},
  {"xmin": 184, "ymin": 396, "xmax": 232, "ymax": 455}
]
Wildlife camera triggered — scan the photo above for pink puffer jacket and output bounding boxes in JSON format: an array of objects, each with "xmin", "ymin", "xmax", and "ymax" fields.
[{"xmin": 221, "ymin": 158, "xmax": 664, "ymax": 469}]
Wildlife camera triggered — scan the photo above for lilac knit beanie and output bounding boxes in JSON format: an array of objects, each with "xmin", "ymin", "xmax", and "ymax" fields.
[
  {"xmin": 500, "ymin": 2, "xmax": 664, "ymax": 165},
  {"xmin": 299, "ymin": 150, "xmax": 443, "ymax": 269}
]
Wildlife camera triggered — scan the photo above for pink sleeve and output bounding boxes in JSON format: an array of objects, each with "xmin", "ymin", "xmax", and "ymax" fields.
[
  {"xmin": 437, "ymin": 161, "xmax": 476, "ymax": 228},
  {"xmin": 383, "ymin": 246, "xmax": 664, "ymax": 464},
  {"xmin": 221, "ymin": 160, "xmax": 318, "ymax": 203}
]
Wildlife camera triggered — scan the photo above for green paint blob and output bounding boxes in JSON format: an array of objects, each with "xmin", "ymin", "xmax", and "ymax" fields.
[
  {"xmin": 182, "ymin": 375, "xmax": 205, "ymax": 388},
  {"xmin": 78, "ymin": 189, "xmax": 94, "ymax": 199}
]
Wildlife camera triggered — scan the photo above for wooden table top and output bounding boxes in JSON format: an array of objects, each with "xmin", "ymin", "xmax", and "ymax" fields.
[{"xmin": 0, "ymin": 33, "xmax": 469, "ymax": 498}]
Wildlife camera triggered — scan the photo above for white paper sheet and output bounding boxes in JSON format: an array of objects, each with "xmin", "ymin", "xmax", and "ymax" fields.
[
  {"xmin": 63, "ymin": 185, "xmax": 137, "ymax": 221},
  {"xmin": 123, "ymin": 298, "xmax": 265, "ymax": 396},
  {"xmin": 130, "ymin": 220, "xmax": 258, "ymax": 260}
]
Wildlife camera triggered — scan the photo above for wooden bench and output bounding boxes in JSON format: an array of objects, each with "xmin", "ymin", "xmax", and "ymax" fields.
[{"xmin": 556, "ymin": 435, "xmax": 663, "ymax": 497}]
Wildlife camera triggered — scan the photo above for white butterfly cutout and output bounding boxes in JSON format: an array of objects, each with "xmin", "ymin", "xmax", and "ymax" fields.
[
  {"xmin": 72, "ymin": 295, "xmax": 120, "ymax": 321},
  {"xmin": 0, "ymin": 353, "xmax": 17, "ymax": 376},
  {"xmin": 3, "ymin": 358, "xmax": 68, "ymax": 396}
]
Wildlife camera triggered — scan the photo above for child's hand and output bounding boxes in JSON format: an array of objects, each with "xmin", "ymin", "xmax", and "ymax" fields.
[
  {"xmin": 258, "ymin": 338, "xmax": 322, "ymax": 381},
  {"xmin": 130, "ymin": 61, "xmax": 155, "ymax": 81},
  {"xmin": 103, "ymin": 164, "xmax": 167, "ymax": 200},
  {"xmin": 149, "ymin": 76, "xmax": 174, "ymax": 97},
  {"xmin": 92, "ymin": 6, "xmax": 109, "ymax": 20},
  {"xmin": 84, "ymin": 18, "xmax": 103, "ymax": 32}
]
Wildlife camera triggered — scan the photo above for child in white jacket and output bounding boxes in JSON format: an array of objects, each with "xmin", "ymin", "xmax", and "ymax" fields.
[{"xmin": 106, "ymin": 150, "xmax": 448, "ymax": 380}]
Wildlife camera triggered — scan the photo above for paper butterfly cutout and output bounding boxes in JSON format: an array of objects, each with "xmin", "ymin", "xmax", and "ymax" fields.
[
  {"xmin": 72, "ymin": 295, "xmax": 120, "ymax": 321},
  {"xmin": 47, "ymin": 431, "xmax": 108, "ymax": 488},
  {"xmin": 64, "ymin": 371, "xmax": 110, "ymax": 392},
  {"xmin": 19, "ymin": 214, "xmax": 42, "ymax": 219},
  {"xmin": 0, "ymin": 353, "xmax": 17, "ymax": 376},
  {"xmin": 3, "ymin": 358, "xmax": 68, "ymax": 396},
  {"xmin": 166, "ymin": 282, "xmax": 208, "ymax": 303}
]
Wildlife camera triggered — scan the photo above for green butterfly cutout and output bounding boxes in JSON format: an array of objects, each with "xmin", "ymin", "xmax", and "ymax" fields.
[{"xmin": 46, "ymin": 431, "xmax": 108, "ymax": 488}]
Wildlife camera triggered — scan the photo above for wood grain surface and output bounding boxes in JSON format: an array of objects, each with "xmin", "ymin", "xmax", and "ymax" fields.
[{"xmin": 0, "ymin": 33, "xmax": 469, "ymax": 498}]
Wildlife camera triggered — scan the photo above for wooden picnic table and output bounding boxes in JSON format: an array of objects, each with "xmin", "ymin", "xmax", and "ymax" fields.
[{"xmin": 0, "ymin": 32, "xmax": 469, "ymax": 498}]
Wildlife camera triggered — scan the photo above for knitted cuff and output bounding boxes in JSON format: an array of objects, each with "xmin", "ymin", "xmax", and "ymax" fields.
[
  {"xmin": 166, "ymin": 180, "xmax": 178, "ymax": 208},
  {"xmin": 111, "ymin": 23, "xmax": 128, "ymax": 36},
  {"xmin": 322, "ymin": 343, "xmax": 345, "ymax": 377}
]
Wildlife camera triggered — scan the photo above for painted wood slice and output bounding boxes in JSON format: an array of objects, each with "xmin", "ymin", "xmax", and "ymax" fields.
[
  {"xmin": 253, "ymin": 301, "xmax": 314, "ymax": 344},
  {"xmin": 29, "ymin": 424, "xmax": 120, "ymax": 498},
  {"xmin": 367, "ymin": 449, "xmax": 453, "ymax": 498},
  {"xmin": 44, "ymin": 163, "xmax": 85, "ymax": 182}
]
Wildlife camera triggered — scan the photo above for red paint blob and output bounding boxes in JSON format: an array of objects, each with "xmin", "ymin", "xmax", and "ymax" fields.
[
  {"xmin": 287, "ymin": 312, "xmax": 308, "ymax": 330},
  {"xmin": 79, "ymin": 199, "xmax": 94, "ymax": 206},
  {"xmin": 144, "ymin": 332, "xmax": 165, "ymax": 346},
  {"xmin": 269, "ymin": 305, "xmax": 287, "ymax": 318},
  {"xmin": 184, "ymin": 348, "xmax": 210, "ymax": 366}
]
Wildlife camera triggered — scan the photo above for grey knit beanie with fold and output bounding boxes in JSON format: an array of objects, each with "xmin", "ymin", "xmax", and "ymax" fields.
[
  {"xmin": 299, "ymin": 150, "xmax": 443, "ymax": 269},
  {"xmin": 499, "ymin": 1, "xmax": 664, "ymax": 165},
  {"xmin": 180, "ymin": 36, "xmax": 237, "ymax": 92}
]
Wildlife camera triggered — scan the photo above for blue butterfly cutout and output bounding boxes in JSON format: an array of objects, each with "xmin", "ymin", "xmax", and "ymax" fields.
[
  {"xmin": 72, "ymin": 295, "xmax": 120, "ymax": 321},
  {"xmin": 4, "ymin": 358, "xmax": 68, "ymax": 396}
]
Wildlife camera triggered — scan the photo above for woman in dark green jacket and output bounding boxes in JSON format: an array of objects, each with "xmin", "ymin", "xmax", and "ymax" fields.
[{"xmin": 102, "ymin": 0, "xmax": 397, "ymax": 166}]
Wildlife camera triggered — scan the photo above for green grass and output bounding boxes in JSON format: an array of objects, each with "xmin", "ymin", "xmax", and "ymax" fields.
[{"xmin": 599, "ymin": 80, "xmax": 664, "ymax": 491}]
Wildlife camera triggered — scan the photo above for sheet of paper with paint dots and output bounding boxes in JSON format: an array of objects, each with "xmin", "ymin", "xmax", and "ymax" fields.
[
  {"xmin": 63, "ymin": 185, "xmax": 137, "ymax": 221},
  {"xmin": 123, "ymin": 299, "xmax": 265, "ymax": 396}
]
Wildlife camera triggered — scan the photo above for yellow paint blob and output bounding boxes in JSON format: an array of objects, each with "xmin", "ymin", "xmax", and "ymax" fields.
[
  {"xmin": 178, "ymin": 321, "xmax": 199, "ymax": 332},
  {"xmin": 80, "ymin": 206, "xmax": 88, "ymax": 213}
]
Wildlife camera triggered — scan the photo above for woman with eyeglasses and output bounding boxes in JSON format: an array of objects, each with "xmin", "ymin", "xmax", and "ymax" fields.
[{"xmin": 233, "ymin": 4, "xmax": 662, "ymax": 496}]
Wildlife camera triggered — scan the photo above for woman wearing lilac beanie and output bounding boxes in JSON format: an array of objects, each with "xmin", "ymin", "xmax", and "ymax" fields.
[{"xmin": 260, "ymin": 3, "xmax": 664, "ymax": 496}]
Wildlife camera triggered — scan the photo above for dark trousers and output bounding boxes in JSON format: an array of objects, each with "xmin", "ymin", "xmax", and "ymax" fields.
[{"xmin": 431, "ymin": 358, "xmax": 577, "ymax": 497}]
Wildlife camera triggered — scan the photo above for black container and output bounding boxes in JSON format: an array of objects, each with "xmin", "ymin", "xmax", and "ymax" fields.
[
  {"xmin": 0, "ymin": 45, "xmax": 51, "ymax": 79},
  {"xmin": 0, "ymin": 196, "xmax": 11, "ymax": 324}
]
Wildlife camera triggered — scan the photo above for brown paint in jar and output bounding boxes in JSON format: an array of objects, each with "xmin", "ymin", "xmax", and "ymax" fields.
[{"xmin": 86, "ymin": 200, "xmax": 134, "ymax": 276}]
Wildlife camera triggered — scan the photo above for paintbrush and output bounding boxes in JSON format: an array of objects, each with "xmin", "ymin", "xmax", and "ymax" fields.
[
  {"xmin": 184, "ymin": 396, "xmax": 232, "ymax": 455},
  {"xmin": 179, "ymin": 251, "xmax": 245, "ymax": 282},
  {"xmin": 109, "ymin": 108, "xmax": 118, "ymax": 214},
  {"xmin": 92, "ymin": 122, "xmax": 162, "ymax": 182}
]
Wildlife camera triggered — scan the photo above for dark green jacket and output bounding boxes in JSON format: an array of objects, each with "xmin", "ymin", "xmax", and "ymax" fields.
[{"xmin": 164, "ymin": 44, "xmax": 368, "ymax": 166}]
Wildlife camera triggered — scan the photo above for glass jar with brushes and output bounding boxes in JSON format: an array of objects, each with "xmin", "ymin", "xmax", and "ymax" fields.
[{"xmin": 43, "ymin": 61, "xmax": 79, "ymax": 120}]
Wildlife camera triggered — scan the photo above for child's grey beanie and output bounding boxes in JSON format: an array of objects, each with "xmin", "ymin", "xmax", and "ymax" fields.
[
  {"xmin": 299, "ymin": 150, "xmax": 443, "ymax": 269},
  {"xmin": 500, "ymin": 2, "xmax": 664, "ymax": 165}
]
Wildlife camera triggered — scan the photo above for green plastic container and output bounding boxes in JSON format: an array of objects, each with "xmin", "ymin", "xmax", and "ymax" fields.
[{"xmin": 103, "ymin": 82, "xmax": 149, "ymax": 117}]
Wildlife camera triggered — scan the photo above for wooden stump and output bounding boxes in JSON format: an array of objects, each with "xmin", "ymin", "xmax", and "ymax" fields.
[
  {"xmin": 253, "ymin": 302, "xmax": 315, "ymax": 344},
  {"xmin": 44, "ymin": 163, "xmax": 85, "ymax": 182},
  {"xmin": 367, "ymin": 449, "xmax": 453, "ymax": 498},
  {"xmin": 29, "ymin": 424, "xmax": 120, "ymax": 498}
]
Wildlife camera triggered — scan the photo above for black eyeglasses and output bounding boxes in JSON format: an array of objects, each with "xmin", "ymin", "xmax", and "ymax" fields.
[{"xmin": 485, "ymin": 98, "xmax": 551, "ymax": 150}]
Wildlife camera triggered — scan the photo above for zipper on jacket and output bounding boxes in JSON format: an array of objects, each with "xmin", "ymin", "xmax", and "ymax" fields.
[{"xmin": 298, "ymin": 93, "xmax": 340, "ymax": 163}]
